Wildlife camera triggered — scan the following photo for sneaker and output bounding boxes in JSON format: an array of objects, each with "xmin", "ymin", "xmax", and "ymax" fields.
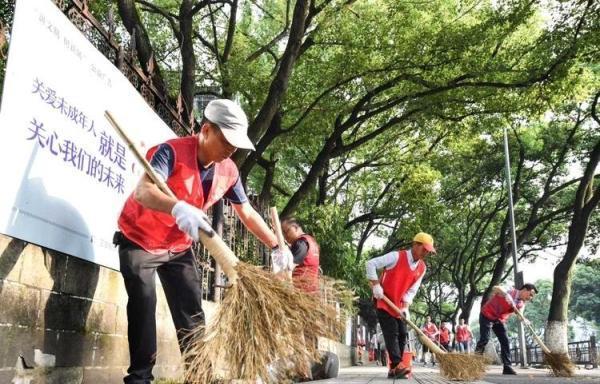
[{"xmin": 503, "ymin": 365, "xmax": 517, "ymax": 375}]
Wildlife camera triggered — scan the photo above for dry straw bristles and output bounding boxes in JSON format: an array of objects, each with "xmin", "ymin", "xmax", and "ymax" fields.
[
  {"xmin": 183, "ymin": 263, "xmax": 345, "ymax": 383},
  {"xmin": 437, "ymin": 353, "xmax": 487, "ymax": 381},
  {"xmin": 543, "ymin": 351, "xmax": 576, "ymax": 377}
]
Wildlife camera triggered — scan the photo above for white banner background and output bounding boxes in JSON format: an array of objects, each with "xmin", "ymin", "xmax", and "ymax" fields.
[{"xmin": 0, "ymin": 0, "xmax": 176, "ymax": 270}]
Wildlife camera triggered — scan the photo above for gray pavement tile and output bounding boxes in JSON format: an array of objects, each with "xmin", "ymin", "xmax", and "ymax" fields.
[{"xmin": 313, "ymin": 364, "xmax": 600, "ymax": 384}]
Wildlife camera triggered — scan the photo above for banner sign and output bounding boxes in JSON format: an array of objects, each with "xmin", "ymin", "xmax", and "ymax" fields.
[{"xmin": 0, "ymin": 0, "xmax": 176, "ymax": 269}]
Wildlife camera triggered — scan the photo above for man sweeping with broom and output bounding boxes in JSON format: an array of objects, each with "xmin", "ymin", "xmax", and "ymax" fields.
[
  {"xmin": 113, "ymin": 99, "xmax": 292, "ymax": 384},
  {"xmin": 474, "ymin": 284, "xmax": 537, "ymax": 375},
  {"xmin": 366, "ymin": 232, "xmax": 436, "ymax": 379}
]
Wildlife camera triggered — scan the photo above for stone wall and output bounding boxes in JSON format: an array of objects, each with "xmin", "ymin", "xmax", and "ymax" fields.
[{"xmin": 0, "ymin": 234, "xmax": 201, "ymax": 383}]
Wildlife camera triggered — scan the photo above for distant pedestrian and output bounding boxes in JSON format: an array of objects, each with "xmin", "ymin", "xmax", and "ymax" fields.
[
  {"xmin": 421, "ymin": 315, "xmax": 438, "ymax": 366},
  {"xmin": 456, "ymin": 318, "xmax": 473, "ymax": 353}
]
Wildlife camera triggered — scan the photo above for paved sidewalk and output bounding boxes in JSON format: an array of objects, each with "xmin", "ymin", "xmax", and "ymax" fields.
[{"xmin": 314, "ymin": 364, "xmax": 600, "ymax": 383}]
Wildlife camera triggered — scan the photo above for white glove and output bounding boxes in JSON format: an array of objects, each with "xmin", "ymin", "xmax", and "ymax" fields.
[
  {"xmin": 171, "ymin": 201, "xmax": 213, "ymax": 241},
  {"xmin": 522, "ymin": 318, "xmax": 531, "ymax": 326},
  {"xmin": 372, "ymin": 284, "xmax": 384, "ymax": 299},
  {"xmin": 271, "ymin": 246, "xmax": 293, "ymax": 274}
]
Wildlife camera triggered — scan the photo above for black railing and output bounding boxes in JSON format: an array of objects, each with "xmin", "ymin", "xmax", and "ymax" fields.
[{"xmin": 501, "ymin": 336, "xmax": 598, "ymax": 368}]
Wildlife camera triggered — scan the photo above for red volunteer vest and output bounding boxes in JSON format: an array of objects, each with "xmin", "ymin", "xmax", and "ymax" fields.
[
  {"xmin": 481, "ymin": 289, "xmax": 525, "ymax": 323},
  {"xmin": 376, "ymin": 250, "xmax": 426, "ymax": 318},
  {"xmin": 118, "ymin": 136, "xmax": 239, "ymax": 254},
  {"xmin": 456, "ymin": 325, "xmax": 470, "ymax": 342},
  {"xmin": 439, "ymin": 327, "xmax": 450, "ymax": 344},
  {"xmin": 422, "ymin": 323, "xmax": 438, "ymax": 339},
  {"xmin": 292, "ymin": 234, "xmax": 320, "ymax": 294}
]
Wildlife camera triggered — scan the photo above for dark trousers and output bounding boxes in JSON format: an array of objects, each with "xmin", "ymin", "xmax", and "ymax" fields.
[
  {"xmin": 377, "ymin": 309, "xmax": 407, "ymax": 367},
  {"xmin": 118, "ymin": 235, "xmax": 204, "ymax": 384},
  {"xmin": 475, "ymin": 314, "xmax": 511, "ymax": 366}
]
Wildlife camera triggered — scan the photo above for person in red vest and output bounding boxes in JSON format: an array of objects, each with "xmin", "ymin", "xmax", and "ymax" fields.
[
  {"xmin": 421, "ymin": 315, "xmax": 439, "ymax": 366},
  {"xmin": 280, "ymin": 218, "xmax": 320, "ymax": 294},
  {"xmin": 114, "ymin": 99, "xmax": 290, "ymax": 384},
  {"xmin": 475, "ymin": 284, "xmax": 537, "ymax": 375},
  {"xmin": 438, "ymin": 322, "xmax": 451, "ymax": 352},
  {"xmin": 455, "ymin": 318, "xmax": 473, "ymax": 353},
  {"xmin": 366, "ymin": 232, "xmax": 436, "ymax": 379}
]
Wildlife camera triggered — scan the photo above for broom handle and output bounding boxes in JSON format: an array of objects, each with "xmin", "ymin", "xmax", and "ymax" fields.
[
  {"xmin": 269, "ymin": 207, "xmax": 292, "ymax": 278},
  {"xmin": 510, "ymin": 301, "xmax": 552, "ymax": 355},
  {"xmin": 499, "ymin": 288, "xmax": 552, "ymax": 355},
  {"xmin": 381, "ymin": 296, "xmax": 446, "ymax": 355},
  {"xmin": 104, "ymin": 111, "xmax": 240, "ymax": 282},
  {"xmin": 269, "ymin": 207, "xmax": 286, "ymax": 250}
]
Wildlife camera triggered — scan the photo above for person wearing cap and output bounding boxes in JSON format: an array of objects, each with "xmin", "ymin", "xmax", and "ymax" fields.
[
  {"xmin": 114, "ymin": 99, "xmax": 292, "ymax": 384},
  {"xmin": 366, "ymin": 232, "xmax": 436, "ymax": 379}
]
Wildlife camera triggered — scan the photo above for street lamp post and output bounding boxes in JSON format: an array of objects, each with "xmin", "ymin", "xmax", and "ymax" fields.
[{"xmin": 503, "ymin": 126, "xmax": 528, "ymax": 367}]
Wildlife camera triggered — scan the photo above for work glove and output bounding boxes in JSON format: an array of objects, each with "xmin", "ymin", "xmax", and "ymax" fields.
[
  {"xmin": 372, "ymin": 283, "xmax": 384, "ymax": 299},
  {"xmin": 171, "ymin": 201, "xmax": 213, "ymax": 241},
  {"xmin": 271, "ymin": 246, "xmax": 293, "ymax": 274}
]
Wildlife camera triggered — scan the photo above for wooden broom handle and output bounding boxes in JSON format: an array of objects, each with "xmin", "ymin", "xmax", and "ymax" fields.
[
  {"xmin": 381, "ymin": 295, "xmax": 446, "ymax": 355},
  {"xmin": 104, "ymin": 111, "xmax": 240, "ymax": 282},
  {"xmin": 269, "ymin": 207, "xmax": 286, "ymax": 250},
  {"xmin": 269, "ymin": 207, "xmax": 293, "ymax": 279},
  {"xmin": 510, "ymin": 300, "xmax": 552, "ymax": 354}
]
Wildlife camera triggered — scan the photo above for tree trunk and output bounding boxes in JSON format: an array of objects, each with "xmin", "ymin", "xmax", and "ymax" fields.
[
  {"xmin": 245, "ymin": 0, "xmax": 310, "ymax": 142},
  {"xmin": 116, "ymin": 0, "xmax": 167, "ymax": 96},
  {"xmin": 281, "ymin": 135, "xmax": 336, "ymax": 217},
  {"xmin": 179, "ymin": 0, "xmax": 196, "ymax": 127},
  {"xmin": 460, "ymin": 289, "xmax": 477, "ymax": 322},
  {"xmin": 239, "ymin": 109, "xmax": 282, "ymax": 180}
]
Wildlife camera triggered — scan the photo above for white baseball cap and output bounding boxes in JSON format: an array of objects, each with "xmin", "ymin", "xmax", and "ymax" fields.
[{"xmin": 204, "ymin": 99, "xmax": 255, "ymax": 150}]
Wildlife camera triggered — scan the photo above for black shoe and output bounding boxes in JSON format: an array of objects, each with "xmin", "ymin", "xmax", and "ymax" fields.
[{"xmin": 503, "ymin": 365, "xmax": 517, "ymax": 375}]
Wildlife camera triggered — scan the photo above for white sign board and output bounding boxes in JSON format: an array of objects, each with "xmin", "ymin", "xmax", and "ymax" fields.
[{"xmin": 0, "ymin": 0, "xmax": 176, "ymax": 270}]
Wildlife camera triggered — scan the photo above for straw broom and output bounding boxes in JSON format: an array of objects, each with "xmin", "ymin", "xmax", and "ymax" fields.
[
  {"xmin": 105, "ymin": 111, "xmax": 343, "ymax": 383},
  {"xmin": 381, "ymin": 296, "xmax": 486, "ymax": 381},
  {"xmin": 508, "ymin": 298, "xmax": 575, "ymax": 377}
]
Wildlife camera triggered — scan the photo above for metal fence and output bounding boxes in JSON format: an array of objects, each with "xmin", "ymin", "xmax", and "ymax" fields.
[
  {"xmin": 504, "ymin": 336, "xmax": 598, "ymax": 368},
  {"xmin": 54, "ymin": 0, "xmax": 189, "ymax": 137}
]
